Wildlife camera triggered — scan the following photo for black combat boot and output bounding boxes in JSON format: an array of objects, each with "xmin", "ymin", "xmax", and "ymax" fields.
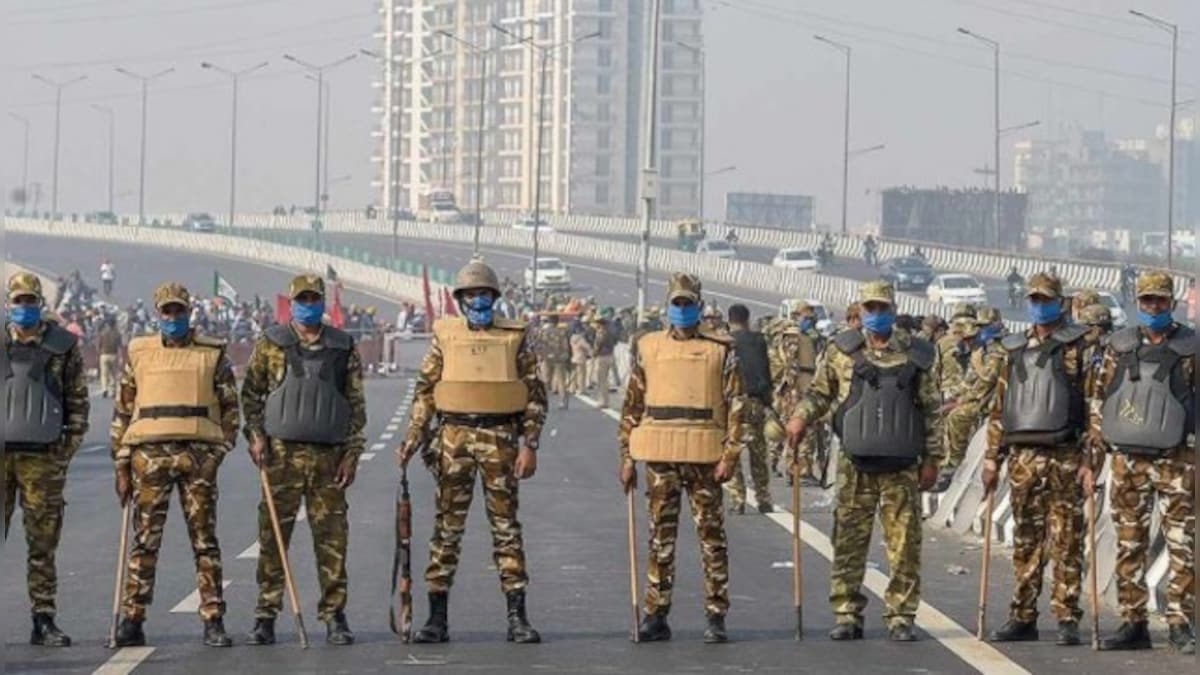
[
  {"xmin": 1055, "ymin": 621, "xmax": 1080, "ymax": 646},
  {"xmin": 888, "ymin": 621, "xmax": 917, "ymax": 642},
  {"xmin": 30, "ymin": 614, "xmax": 71, "ymax": 647},
  {"xmin": 989, "ymin": 619, "xmax": 1038, "ymax": 642},
  {"xmin": 636, "ymin": 612, "xmax": 672, "ymax": 642},
  {"xmin": 1167, "ymin": 623, "xmax": 1195, "ymax": 655},
  {"xmin": 203, "ymin": 618, "xmax": 232, "ymax": 647},
  {"xmin": 703, "ymin": 613, "xmax": 727, "ymax": 644},
  {"xmin": 1099, "ymin": 621, "xmax": 1152, "ymax": 651},
  {"xmin": 326, "ymin": 611, "xmax": 355, "ymax": 646},
  {"xmin": 244, "ymin": 618, "xmax": 275, "ymax": 645},
  {"xmin": 829, "ymin": 622, "xmax": 863, "ymax": 641},
  {"xmin": 757, "ymin": 501, "xmax": 774, "ymax": 515},
  {"xmin": 412, "ymin": 592, "xmax": 450, "ymax": 643},
  {"xmin": 505, "ymin": 590, "xmax": 541, "ymax": 644},
  {"xmin": 113, "ymin": 617, "xmax": 146, "ymax": 647}
]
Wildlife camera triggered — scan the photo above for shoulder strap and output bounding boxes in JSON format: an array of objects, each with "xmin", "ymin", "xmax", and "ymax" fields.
[
  {"xmin": 908, "ymin": 337, "xmax": 936, "ymax": 371},
  {"xmin": 1108, "ymin": 326, "xmax": 1141, "ymax": 354},
  {"xmin": 1168, "ymin": 325, "xmax": 1198, "ymax": 357},
  {"xmin": 493, "ymin": 317, "xmax": 528, "ymax": 331},
  {"xmin": 191, "ymin": 333, "xmax": 227, "ymax": 349},
  {"xmin": 833, "ymin": 329, "xmax": 865, "ymax": 355},
  {"xmin": 1051, "ymin": 323, "xmax": 1088, "ymax": 345},
  {"xmin": 320, "ymin": 326, "xmax": 354, "ymax": 351},
  {"xmin": 264, "ymin": 324, "xmax": 298, "ymax": 348},
  {"xmin": 39, "ymin": 323, "xmax": 78, "ymax": 355},
  {"xmin": 1001, "ymin": 333, "xmax": 1028, "ymax": 352}
]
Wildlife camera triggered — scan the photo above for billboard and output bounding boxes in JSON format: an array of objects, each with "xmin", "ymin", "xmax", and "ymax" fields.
[
  {"xmin": 880, "ymin": 187, "xmax": 1027, "ymax": 250},
  {"xmin": 724, "ymin": 192, "xmax": 814, "ymax": 231}
]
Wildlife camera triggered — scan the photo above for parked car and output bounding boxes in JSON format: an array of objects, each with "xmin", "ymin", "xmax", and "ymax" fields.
[
  {"xmin": 881, "ymin": 256, "xmax": 934, "ymax": 290},
  {"xmin": 513, "ymin": 216, "xmax": 553, "ymax": 233},
  {"xmin": 772, "ymin": 248, "xmax": 820, "ymax": 272},
  {"xmin": 696, "ymin": 239, "xmax": 737, "ymax": 259},
  {"xmin": 524, "ymin": 257, "xmax": 571, "ymax": 290},
  {"xmin": 182, "ymin": 212, "xmax": 217, "ymax": 232},
  {"xmin": 927, "ymin": 273, "xmax": 987, "ymax": 306}
]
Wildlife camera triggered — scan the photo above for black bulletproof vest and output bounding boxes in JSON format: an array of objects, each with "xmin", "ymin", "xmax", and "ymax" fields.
[
  {"xmin": 4, "ymin": 325, "xmax": 75, "ymax": 449},
  {"xmin": 1101, "ymin": 326, "xmax": 1196, "ymax": 456},
  {"xmin": 832, "ymin": 331, "xmax": 932, "ymax": 467},
  {"xmin": 263, "ymin": 325, "xmax": 353, "ymax": 445},
  {"xmin": 732, "ymin": 329, "xmax": 772, "ymax": 404},
  {"xmin": 1000, "ymin": 326, "xmax": 1087, "ymax": 447}
]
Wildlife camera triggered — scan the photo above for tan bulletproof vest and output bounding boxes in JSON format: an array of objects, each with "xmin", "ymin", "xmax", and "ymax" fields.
[
  {"xmin": 432, "ymin": 317, "xmax": 529, "ymax": 414},
  {"xmin": 629, "ymin": 330, "xmax": 727, "ymax": 464},
  {"xmin": 793, "ymin": 332, "xmax": 817, "ymax": 395},
  {"xmin": 122, "ymin": 335, "xmax": 226, "ymax": 445}
]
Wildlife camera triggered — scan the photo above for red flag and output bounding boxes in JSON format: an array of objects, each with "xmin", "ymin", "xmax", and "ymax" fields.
[
  {"xmin": 330, "ymin": 283, "xmax": 345, "ymax": 329},
  {"xmin": 422, "ymin": 265, "xmax": 436, "ymax": 324},
  {"xmin": 275, "ymin": 294, "xmax": 291, "ymax": 325},
  {"xmin": 442, "ymin": 287, "xmax": 459, "ymax": 317}
]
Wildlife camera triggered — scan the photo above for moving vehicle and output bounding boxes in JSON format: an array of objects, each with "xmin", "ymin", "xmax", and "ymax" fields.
[
  {"xmin": 418, "ymin": 188, "xmax": 462, "ymax": 224},
  {"xmin": 778, "ymin": 298, "xmax": 835, "ymax": 337},
  {"xmin": 772, "ymin": 248, "xmax": 821, "ymax": 272},
  {"xmin": 93, "ymin": 211, "xmax": 119, "ymax": 225},
  {"xmin": 695, "ymin": 239, "xmax": 737, "ymax": 259},
  {"xmin": 881, "ymin": 256, "xmax": 934, "ymax": 290},
  {"xmin": 182, "ymin": 212, "xmax": 217, "ymax": 232},
  {"xmin": 676, "ymin": 219, "xmax": 706, "ymax": 252},
  {"xmin": 523, "ymin": 257, "xmax": 571, "ymax": 290},
  {"xmin": 513, "ymin": 215, "xmax": 553, "ymax": 233},
  {"xmin": 926, "ymin": 273, "xmax": 987, "ymax": 306}
]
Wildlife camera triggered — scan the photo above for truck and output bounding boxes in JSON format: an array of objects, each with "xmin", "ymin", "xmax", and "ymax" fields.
[{"xmin": 418, "ymin": 188, "xmax": 462, "ymax": 224}]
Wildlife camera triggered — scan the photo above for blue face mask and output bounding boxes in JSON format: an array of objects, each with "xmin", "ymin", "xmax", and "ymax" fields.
[
  {"xmin": 862, "ymin": 310, "xmax": 895, "ymax": 336},
  {"xmin": 465, "ymin": 295, "xmax": 495, "ymax": 327},
  {"xmin": 1026, "ymin": 299, "xmax": 1062, "ymax": 325},
  {"xmin": 1137, "ymin": 309, "xmax": 1173, "ymax": 332},
  {"xmin": 977, "ymin": 325, "xmax": 1001, "ymax": 345},
  {"xmin": 798, "ymin": 317, "xmax": 814, "ymax": 333},
  {"xmin": 667, "ymin": 303, "xmax": 701, "ymax": 329},
  {"xmin": 292, "ymin": 300, "xmax": 325, "ymax": 327},
  {"xmin": 160, "ymin": 316, "xmax": 190, "ymax": 340},
  {"xmin": 9, "ymin": 305, "xmax": 41, "ymax": 328}
]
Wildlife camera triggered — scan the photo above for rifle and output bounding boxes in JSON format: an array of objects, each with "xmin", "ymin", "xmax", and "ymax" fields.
[{"xmin": 390, "ymin": 465, "xmax": 414, "ymax": 642}]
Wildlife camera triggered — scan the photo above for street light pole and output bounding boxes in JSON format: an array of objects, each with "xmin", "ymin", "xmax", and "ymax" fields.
[
  {"xmin": 8, "ymin": 113, "xmax": 30, "ymax": 210},
  {"xmin": 1130, "ymin": 9, "xmax": 1179, "ymax": 269},
  {"xmin": 957, "ymin": 28, "xmax": 1001, "ymax": 248},
  {"xmin": 202, "ymin": 61, "xmax": 269, "ymax": 230},
  {"xmin": 814, "ymin": 36, "xmax": 852, "ymax": 236},
  {"xmin": 115, "ymin": 67, "xmax": 173, "ymax": 227},
  {"xmin": 32, "ymin": 74, "xmax": 87, "ymax": 218},
  {"xmin": 638, "ymin": 0, "xmax": 663, "ymax": 324},
  {"xmin": 437, "ymin": 30, "xmax": 495, "ymax": 256},
  {"xmin": 90, "ymin": 105, "xmax": 115, "ymax": 213}
]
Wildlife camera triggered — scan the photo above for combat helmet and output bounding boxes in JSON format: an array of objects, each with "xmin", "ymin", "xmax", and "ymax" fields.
[{"xmin": 452, "ymin": 260, "xmax": 501, "ymax": 298}]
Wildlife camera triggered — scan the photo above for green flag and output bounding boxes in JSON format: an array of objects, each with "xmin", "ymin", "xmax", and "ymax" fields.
[{"xmin": 213, "ymin": 270, "xmax": 238, "ymax": 303}]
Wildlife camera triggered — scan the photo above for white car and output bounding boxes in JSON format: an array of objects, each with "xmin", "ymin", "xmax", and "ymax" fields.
[
  {"xmin": 1095, "ymin": 291, "xmax": 1128, "ymax": 329},
  {"xmin": 927, "ymin": 274, "xmax": 987, "ymax": 306},
  {"xmin": 772, "ymin": 248, "xmax": 820, "ymax": 272},
  {"xmin": 696, "ymin": 239, "xmax": 737, "ymax": 259},
  {"xmin": 779, "ymin": 298, "xmax": 835, "ymax": 337},
  {"xmin": 523, "ymin": 257, "xmax": 571, "ymax": 290},
  {"xmin": 513, "ymin": 216, "xmax": 554, "ymax": 233}
]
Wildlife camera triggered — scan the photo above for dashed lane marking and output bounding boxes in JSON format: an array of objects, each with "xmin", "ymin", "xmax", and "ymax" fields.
[
  {"xmin": 170, "ymin": 580, "xmax": 233, "ymax": 613},
  {"xmin": 371, "ymin": 443, "xmax": 387, "ymax": 451},
  {"xmin": 360, "ymin": 452, "xmax": 376, "ymax": 461},
  {"xmin": 380, "ymin": 433, "xmax": 395, "ymax": 440},
  {"xmin": 386, "ymin": 424, "xmax": 399, "ymax": 431},
  {"xmin": 91, "ymin": 646, "xmax": 156, "ymax": 675},
  {"xmin": 238, "ymin": 542, "xmax": 260, "ymax": 560}
]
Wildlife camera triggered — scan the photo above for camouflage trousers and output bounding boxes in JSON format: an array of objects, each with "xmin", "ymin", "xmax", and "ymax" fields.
[
  {"xmin": 1005, "ymin": 446, "xmax": 1084, "ymax": 623},
  {"xmin": 4, "ymin": 451, "xmax": 68, "ymax": 616},
  {"xmin": 943, "ymin": 400, "xmax": 984, "ymax": 469},
  {"xmin": 644, "ymin": 462, "xmax": 729, "ymax": 617},
  {"xmin": 124, "ymin": 443, "xmax": 226, "ymax": 621},
  {"xmin": 831, "ymin": 454, "xmax": 922, "ymax": 628},
  {"xmin": 728, "ymin": 398, "xmax": 772, "ymax": 507},
  {"xmin": 539, "ymin": 361, "xmax": 570, "ymax": 406},
  {"xmin": 1110, "ymin": 448, "xmax": 1195, "ymax": 625},
  {"xmin": 426, "ymin": 423, "xmax": 528, "ymax": 593},
  {"xmin": 255, "ymin": 443, "xmax": 349, "ymax": 623}
]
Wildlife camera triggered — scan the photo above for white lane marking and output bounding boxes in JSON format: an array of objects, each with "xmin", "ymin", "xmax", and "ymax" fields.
[
  {"xmin": 371, "ymin": 443, "xmax": 387, "ymax": 451},
  {"xmin": 386, "ymin": 424, "xmax": 399, "ymax": 431},
  {"xmin": 170, "ymin": 580, "xmax": 233, "ymax": 613},
  {"xmin": 238, "ymin": 541, "xmax": 261, "ymax": 560},
  {"xmin": 574, "ymin": 393, "xmax": 621, "ymax": 421},
  {"xmin": 380, "ymin": 432, "xmax": 395, "ymax": 440},
  {"xmin": 390, "ymin": 417, "xmax": 404, "ymax": 424},
  {"xmin": 744, "ymin": 487, "xmax": 1030, "ymax": 675},
  {"xmin": 91, "ymin": 646, "xmax": 156, "ymax": 675},
  {"xmin": 360, "ymin": 452, "xmax": 376, "ymax": 461},
  {"xmin": 297, "ymin": 505, "xmax": 307, "ymax": 522}
]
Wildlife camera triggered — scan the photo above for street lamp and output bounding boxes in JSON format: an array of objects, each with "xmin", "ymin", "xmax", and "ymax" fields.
[
  {"xmin": 1130, "ymin": 9, "xmax": 1179, "ymax": 269},
  {"xmin": 674, "ymin": 40, "xmax": 707, "ymax": 223},
  {"xmin": 813, "ymin": 35, "xmax": 852, "ymax": 236},
  {"xmin": 282, "ymin": 53, "xmax": 357, "ymax": 235},
  {"xmin": 8, "ymin": 113, "xmax": 30, "ymax": 210},
  {"xmin": 202, "ymin": 61, "xmax": 268, "ymax": 230},
  {"xmin": 492, "ymin": 22, "xmax": 601, "ymax": 302},
  {"xmin": 115, "ymin": 66, "xmax": 174, "ymax": 227},
  {"xmin": 634, "ymin": 0, "xmax": 662, "ymax": 323},
  {"xmin": 32, "ymin": 73, "xmax": 87, "ymax": 218},
  {"xmin": 957, "ymin": 27, "xmax": 1001, "ymax": 249},
  {"xmin": 849, "ymin": 144, "xmax": 885, "ymax": 157},
  {"xmin": 89, "ymin": 105, "xmax": 115, "ymax": 214}
]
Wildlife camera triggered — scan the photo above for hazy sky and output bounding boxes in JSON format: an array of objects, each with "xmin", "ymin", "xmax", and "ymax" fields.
[{"xmin": 1, "ymin": 0, "xmax": 1196, "ymax": 228}]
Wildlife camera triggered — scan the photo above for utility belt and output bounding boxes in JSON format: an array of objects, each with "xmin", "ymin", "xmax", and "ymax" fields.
[
  {"xmin": 439, "ymin": 412, "xmax": 522, "ymax": 429},
  {"xmin": 646, "ymin": 406, "xmax": 713, "ymax": 421},
  {"xmin": 137, "ymin": 405, "xmax": 210, "ymax": 420}
]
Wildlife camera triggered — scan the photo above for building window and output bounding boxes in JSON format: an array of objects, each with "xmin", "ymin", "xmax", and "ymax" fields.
[
  {"xmin": 596, "ymin": 183, "xmax": 609, "ymax": 204},
  {"xmin": 597, "ymin": 74, "xmax": 611, "ymax": 94},
  {"xmin": 597, "ymin": 128, "xmax": 611, "ymax": 148},
  {"xmin": 596, "ymin": 155, "xmax": 611, "ymax": 176},
  {"xmin": 597, "ymin": 102, "xmax": 611, "ymax": 121},
  {"xmin": 598, "ymin": 46, "xmax": 612, "ymax": 67}
]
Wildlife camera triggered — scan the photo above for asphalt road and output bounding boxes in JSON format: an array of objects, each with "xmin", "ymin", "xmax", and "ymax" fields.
[{"xmin": 4, "ymin": 233, "xmax": 1187, "ymax": 674}]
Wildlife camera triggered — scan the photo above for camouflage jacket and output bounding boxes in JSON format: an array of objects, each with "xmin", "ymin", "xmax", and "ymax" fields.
[
  {"xmin": 773, "ymin": 327, "xmax": 818, "ymax": 418},
  {"xmin": 111, "ymin": 331, "xmax": 240, "ymax": 468},
  {"xmin": 5, "ymin": 321, "xmax": 90, "ymax": 458},
  {"xmin": 405, "ymin": 327, "xmax": 547, "ymax": 450},
  {"xmin": 534, "ymin": 324, "xmax": 570, "ymax": 364},
  {"xmin": 240, "ymin": 324, "xmax": 368, "ymax": 458},
  {"xmin": 618, "ymin": 327, "xmax": 750, "ymax": 468},
  {"xmin": 954, "ymin": 339, "xmax": 1006, "ymax": 415},
  {"xmin": 795, "ymin": 328, "xmax": 944, "ymax": 465},
  {"xmin": 936, "ymin": 334, "xmax": 972, "ymax": 402}
]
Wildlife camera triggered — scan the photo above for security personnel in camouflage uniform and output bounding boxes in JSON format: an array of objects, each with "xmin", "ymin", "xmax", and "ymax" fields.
[
  {"xmin": 240, "ymin": 274, "xmax": 367, "ymax": 646},
  {"xmin": 536, "ymin": 313, "xmax": 571, "ymax": 409},
  {"xmin": 937, "ymin": 303, "xmax": 978, "ymax": 400},
  {"xmin": 724, "ymin": 304, "xmax": 774, "ymax": 514},
  {"xmin": 982, "ymin": 272, "xmax": 1090, "ymax": 647},
  {"xmin": 790, "ymin": 302, "xmax": 828, "ymax": 487},
  {"xmin": 111, "ymin": 283, "xmax": 241, "ymax": 648},
  {"xmin": 787, "ymin": 281, "xmax": 942, "ymax": 642},
  {"xmin": 619, "ymin": 273, "xmax": 748, "ymax": 644},
  {"xmin": 1071, "ymin": 288, "xmax": 1102, "ymax": 324},
  {"xmin": 944, "ymin": 307, "xmax": 1006, "ymax": 468},
  {"xmin": 1091, "ymin": 272, "xmax": 1195, "ymax": 654},
  {"xmin": 399, "ymin": 260, "xmax": 547, "ymax": 644},
  {"xmin": 4, "ymin": 272, "xmax": 89, "ymax": 647}
]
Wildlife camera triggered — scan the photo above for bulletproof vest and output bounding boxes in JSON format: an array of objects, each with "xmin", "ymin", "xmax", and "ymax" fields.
[
  {"xmin": 262, "ymin": 325, "xmax": 353, "ymax": 445},
  {"xmin": 732, "ymin": 329, "xmax": 772, "ymax": 404},
  {"xmin": 999, "ymin": 325, "xmax": 1087, "ymax": 447},
  {"xmin": 831, "ymin": 331, "xmax": 932, "ymax": 465},
  {"xmin": 122, "ymin": 334, "xmax": 226, "ymax": 446},
  {"xmin": 3, "ymin": 324, "xmax": 75, "ymax": 449},
  {"xmin": 629, "ymin": 330, "xmax": 728, "ymax": 464},
  {"xmin": 433, "ymin": 317, "xmax": 529, "ymax": 415},
  {"xmin": 1100, "ymin": 326, "xmax": 1196, "ymax": 456}
]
